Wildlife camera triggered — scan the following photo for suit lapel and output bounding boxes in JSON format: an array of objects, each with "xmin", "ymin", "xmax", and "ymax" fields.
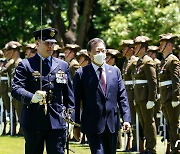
[
  {"xmin": 105, "ymin": 64, "xmax": 111, "ymax": 96},
  {"xmin": 88, "ymin": 63, "xmax": 98, "ymax": 84}
]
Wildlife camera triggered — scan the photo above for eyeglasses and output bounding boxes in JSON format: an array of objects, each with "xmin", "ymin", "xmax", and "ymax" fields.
[{"xmin": 96, "ymin": 49, "xmax": 107, "ymax": 53}]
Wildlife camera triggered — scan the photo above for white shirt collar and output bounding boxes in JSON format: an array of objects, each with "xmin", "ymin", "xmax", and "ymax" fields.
[
  {"xmin": 37, "ymin": 53, "xmax": 51, "ymax": 62},
  {"xmin": 91, "ymin": 62, "xmax": 105, "ymax": 72}
]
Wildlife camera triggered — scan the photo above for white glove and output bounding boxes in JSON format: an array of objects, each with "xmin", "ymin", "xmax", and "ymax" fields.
[
  {"xmin": 123, "ymin": 122, "xmax": 131, "ymax": 132},
  {"xmin": 146, "ymin": 101, "xmax": 155, "ymax": 109},
  {"xmin": 172, "ymin": 101, "xmax": 180, "ymax": 108},
  {"xmin": 31, "ymin": 90, "xmax": 46, "ymax": 103},
  {"xmin": 157, "ymin": 94, "xmax": 160, "ymax": 100}
]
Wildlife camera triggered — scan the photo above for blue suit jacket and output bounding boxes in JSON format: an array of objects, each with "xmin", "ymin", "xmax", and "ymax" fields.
[
  {"xmin": 12, "ymin": 54, "xmax": 74, "ymax": 130},
  {"xmin": 73, "ymin": 63, "xmax": 131, "ymax": 134}
]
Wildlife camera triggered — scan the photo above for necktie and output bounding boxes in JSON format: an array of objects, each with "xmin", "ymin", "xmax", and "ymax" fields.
[
  {"xmin": 43, "ymin": 58, "xmax": 50, "ymax": 75},
  {"xmin": 98, "ymin": 67, "xmax": 106, "ymax": 93}
]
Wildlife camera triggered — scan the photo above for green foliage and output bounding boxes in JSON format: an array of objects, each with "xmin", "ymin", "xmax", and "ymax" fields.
[
  {"xmin": 0, "ymin": 0, "xmax": 68, "ymax": 48},
  {"xmin": 96, "ymin": 0, "xmax": 180, "ymax": 48},
  {"xmin": 0, "ymin": 0, "xmax": 179, "ymax": 49}
]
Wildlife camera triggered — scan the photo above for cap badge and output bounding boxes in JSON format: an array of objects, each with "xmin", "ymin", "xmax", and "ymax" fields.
[{"xmin": 50, "ymin": 30, "xmax": 55, "ymax": 37}]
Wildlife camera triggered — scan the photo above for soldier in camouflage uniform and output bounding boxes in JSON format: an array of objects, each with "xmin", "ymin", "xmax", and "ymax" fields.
[
  {"xmin": 134, "ymin": 36, "xmax": 157, "ymax": 154},
  {"xmin": 76, "ymin": 49, "xmax": 91, "ymax": 67},
  {"xmin": 24, "ymin": 43, "xmax": 37, "ymax": 58},
  {"xmin": 63, "ymin": 44, "xmax": 81, "ymax": 80},
  {"xmin": 52, "ymin": 44, "xmax": 62, "ymax": 58},
  {"xmin": 147, "ymin": 46, "xmax": 161, "ymax": 134},
  {"xmin": 121, "ymin": 40, "xmax": 139, "ymax": 152},
  {"xmin": 0, "ymin": 50, "xmax": 11, "ymax": 135},
  {"xmin": 3, "ymin": 41, "xmax": 23, "ymax": 136},
  {"xmin": 63, "ymin": 44, "xmax": 81, "ymax": 141},
  {"xmin": 158, "ymin": 33, "xmax": 180, "ymax": 154},
  {"xmin": 106, "ymin": 49, "xmax": 121, "ymax": 67}
]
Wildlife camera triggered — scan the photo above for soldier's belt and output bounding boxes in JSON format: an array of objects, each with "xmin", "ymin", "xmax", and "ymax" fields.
[
  {"xmin": 159, "ymin": 80, "xmax": 172, "ymax": 87},
  {"xmin": 124, "ymin": 80, "xmax": 134, "ymax": 85},
  {"xmin": 0, "ymin": 77, "xmax": 8, "ymax": 81},
  {"xmin": 134, "ymin": 80, "xmax": 147, "ymax": 84}
]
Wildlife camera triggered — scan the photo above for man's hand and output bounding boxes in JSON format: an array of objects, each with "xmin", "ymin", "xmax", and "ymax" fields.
[
  {"xmin": 123, "ymin": 122, "xmax": 131, "ymax": 132},
  {"xmin": 73, "ymin": 127, "xmax": 81, "ymax": 141},
  {"xmin": 31, "ymin": 90, "xmax": 46, "ymax": 104},
  {"xmin": 172, "ymin": 101, "xmax": 180, "ymax": 108},
  {"xmin": 146, "ymin": 101, "xmax": 155, "ymax": 109}
]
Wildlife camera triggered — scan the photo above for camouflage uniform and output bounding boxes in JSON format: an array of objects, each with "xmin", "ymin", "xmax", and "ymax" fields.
[
  {"xmin": 63, "ymin": 44, "xmax": 81, "ymax": 79},
  {"xmin": 147, "ymin": 46, "xmax": 161, "ymax": 132},
  {"xmin": 134, "ymin": 36, "xmax": 157, "ymax": 153},
  {"xmin": 3, "ymin": 41, "xmax": 23, "ymax": 135},
  {"xmin": 159, "ymin": 34, "xmax": 180, "ymax": 153}
]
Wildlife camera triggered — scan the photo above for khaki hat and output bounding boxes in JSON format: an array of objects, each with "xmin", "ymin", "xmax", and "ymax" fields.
[
  {"xmin": 59, "ymin": 53, "xmax": 65, "ymax": 57},
  {"xmin": 134, "ymin": 36, "xmax": 151, "ymax": 44},
  {"xmin": 4, "ymin": 41, "xmax": 22, "ymax": 50},
  {"xmin": 147, "ymin": 46, "xmax": 159, "ymax": 52},
  {"xmin": 25, "ymin": 43, "xmax": 36, "ymax": 49},
  {"xmin": 106, "ymin": 49, "xmax": 122, "ymax": 58},
  {"xmin": 159, "ymin": 33, "xmax": 178, "ymax": 41},
  {"xmin": 0, "ymin": 50, "xmax": 4, "ymax": 58},
  {"xmin": 54, "ymin": 44, "xmax": 62, "ymax": 52},
  {"xmin": 122, "ymin": 40, "xmax": 134, "ymax": 46},
  {"xmin": 62, "ymin": 44, "xmax": 81, "ymax": 53},
  {"xmin": 76, "ymin": 49, "xmax": 89, "ymax": 58}
]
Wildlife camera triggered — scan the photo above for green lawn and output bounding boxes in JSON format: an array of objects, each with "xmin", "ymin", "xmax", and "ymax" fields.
[{"xmin": 0, "ymin": 135, "xmax": 166, "ymax": 154}]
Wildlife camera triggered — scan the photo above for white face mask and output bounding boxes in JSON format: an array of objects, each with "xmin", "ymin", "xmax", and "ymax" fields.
[{"xmin": 93, "ymin": 52, "xmax": 106, "ymax": 65}]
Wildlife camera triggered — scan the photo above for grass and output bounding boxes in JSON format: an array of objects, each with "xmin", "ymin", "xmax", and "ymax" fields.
[{"xmin": 0, "ymin": 135, "xmax": 167, "ymax": 154}]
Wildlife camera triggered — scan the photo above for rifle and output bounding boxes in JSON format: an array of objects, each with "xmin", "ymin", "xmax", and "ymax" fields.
[
  {"xmin": 0, "ymin": 97, "xmax": 3, "ymax": 135},
  {"xmin": 136, "ymin": 113, "xmax": 140, "ymax": 152}
]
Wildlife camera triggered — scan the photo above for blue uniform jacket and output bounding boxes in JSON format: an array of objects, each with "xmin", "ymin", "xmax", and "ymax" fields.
[
  {"xmin": 12, "ymin": 54, "xmax": 74, "ymax": 130},
  {"xmin": 73, "ymin": 63, "xmax": 131, "ymax": 134}
]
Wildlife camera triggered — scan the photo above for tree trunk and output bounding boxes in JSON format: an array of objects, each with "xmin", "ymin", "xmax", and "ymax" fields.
[
  {"xmin": 64, "ymin": 0, "xmax": 79, "ymax": 44},
  {"xmin": 77, "ymin": 0, "xmax": 94, "ymax": 47}
]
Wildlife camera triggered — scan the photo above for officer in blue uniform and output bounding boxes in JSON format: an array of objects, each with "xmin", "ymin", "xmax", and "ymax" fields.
[{"xmin": 11, "ymin": 28, "xmax": 75, "ymax": 154}]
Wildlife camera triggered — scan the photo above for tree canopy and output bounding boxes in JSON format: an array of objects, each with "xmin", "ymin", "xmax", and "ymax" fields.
[{"xmin": 0, "ymin": 0, "xmax": 179, "ymax": 49}]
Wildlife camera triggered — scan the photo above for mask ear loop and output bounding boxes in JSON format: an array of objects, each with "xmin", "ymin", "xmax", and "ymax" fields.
[
  {"xmin": 79, "ymin": 59, "xmax": 85, "ymax": 66},
  {"xmin": 135, "ymin": 44, "xmax": 142, "ymax": 56},
  {"xmin": 106, "ymin": 56, "xmax": 112, "ymax": 64},
  {"xmin": 65, "ymin": 51, "xmax": 71, "ymax": 60},
  {"xmin": 124, "ymin": 46, "xmax": 130, "ymax": 57},
  {"xmin": 161, "ymin": 41, "xmax": 168, "ymax": 53}
]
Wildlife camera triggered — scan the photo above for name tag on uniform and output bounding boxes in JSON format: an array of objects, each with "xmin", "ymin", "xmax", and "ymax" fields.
[{"xmin": 56, "ymin": 70, "xmax": 67, "ymax": 84}]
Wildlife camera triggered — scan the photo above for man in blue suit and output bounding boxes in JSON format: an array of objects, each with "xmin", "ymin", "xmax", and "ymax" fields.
[
  {"xmin": 73, "ymin": 38, "xmax": 131, "ymax": 154},
  {"xmin": 11, "ymin": 28, "xmax": 74, "ymax": 154}
]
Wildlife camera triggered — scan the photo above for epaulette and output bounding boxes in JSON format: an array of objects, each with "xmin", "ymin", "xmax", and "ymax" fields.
[
  {"xmin": 154, "ymin": 58, "xmax": 161, "ymax": 65},
  {"xmin": 143, "ymin": 55, "xmax": 154, "ymax": 65},
  {"xmin": 167, "ymin": 54, "xmax": 179, "ymax": 61},
  {"xmin": 131, "ymin": 55, "xmax": 139, "ymax": 65},
  {"xmin": 70, "ymin": 59, "xmax": 80, "ymax": 68}
]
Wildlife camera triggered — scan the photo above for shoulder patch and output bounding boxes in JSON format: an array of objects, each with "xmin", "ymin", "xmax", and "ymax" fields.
[{"xmin": 142, "ymin": 55, "xmax": 154, "ymax": 64}]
